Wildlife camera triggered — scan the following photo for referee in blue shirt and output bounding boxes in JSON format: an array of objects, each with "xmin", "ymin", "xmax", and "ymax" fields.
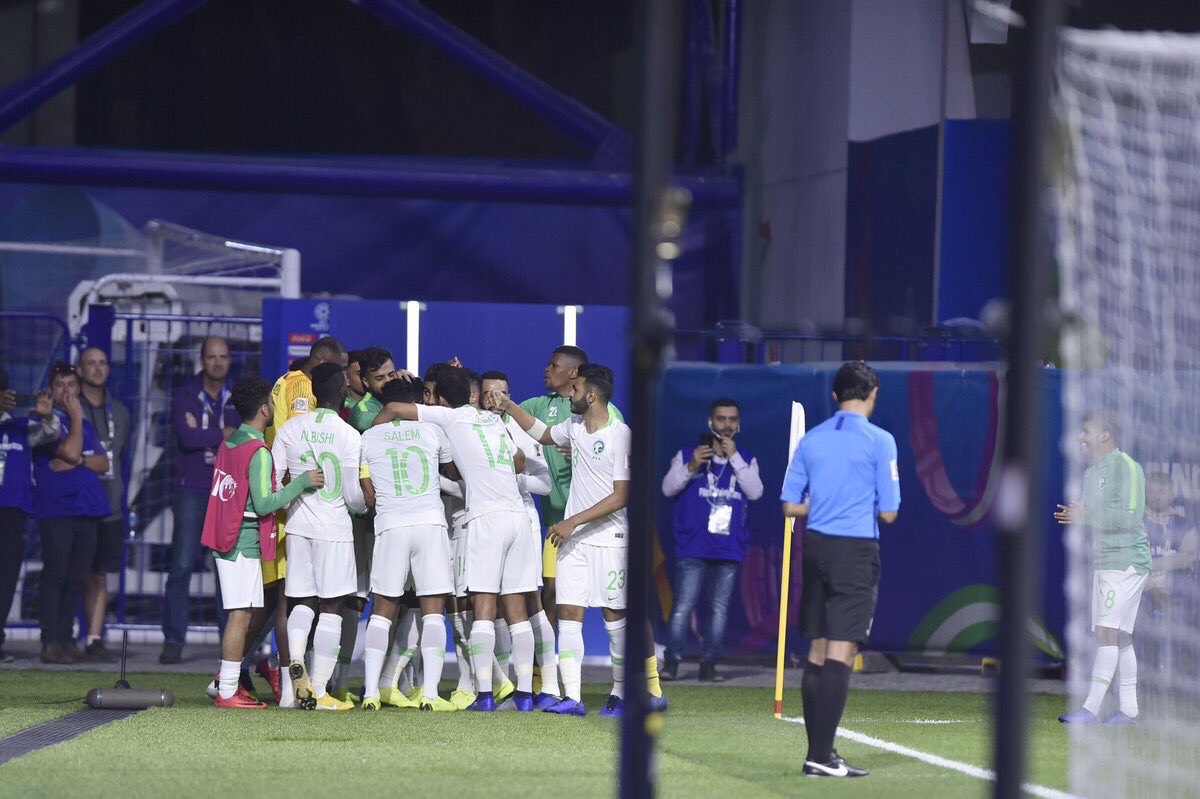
[{"xmin": 780, "ymin": 361, "xmax": 901, "ymax": 778}]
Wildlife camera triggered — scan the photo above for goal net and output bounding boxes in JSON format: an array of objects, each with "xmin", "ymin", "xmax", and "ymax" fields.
[{"xmin": 1055, "ymin": 29, "xmax": 1200, "ymax": 797}]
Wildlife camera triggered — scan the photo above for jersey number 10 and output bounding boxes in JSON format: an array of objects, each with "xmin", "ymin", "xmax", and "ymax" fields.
[{"xmin": 386, "ymin": 446, "xmax": 431, "ymax": 496}]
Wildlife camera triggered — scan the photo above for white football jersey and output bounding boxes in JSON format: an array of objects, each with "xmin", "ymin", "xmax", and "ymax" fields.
[
  {"xmin": 361, "ymin": 419, "xmax": 453, "ymax": 533},
  {"xmin": 416, "ymin": 404, "xmax": 524, "ymax": 520},
  {"xmin": 272, "ymin": 408, "xmax": 362, "ymax": 542},
  {"xmin": 550, "ymin": 413, "xmax": 631, "ymax": 547},
  {"xmin": 504, "ymin": 414, "xmax": 549, "ymax": 513}
]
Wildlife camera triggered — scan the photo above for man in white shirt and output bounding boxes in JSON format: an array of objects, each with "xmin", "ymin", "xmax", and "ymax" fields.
[
  {"xmin": 271, "ymin": 363, "xmax": 367, "ymax": 711},
  {"xmin": 497, "ymin": 363, "xmax": 666, "ymax": 716},
  {"xmin": 359, "ymin": 376, "xmax": 458, "ymax": 711},
  {"xmin": 660, "ymin": 399, "xmax": 763, "ymax": 682},
  {"xmin": 376, "ymin": 369, "xmax": 539, "ymax": 712}
]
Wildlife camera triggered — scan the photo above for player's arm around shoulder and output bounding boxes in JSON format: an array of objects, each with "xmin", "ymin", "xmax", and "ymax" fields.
[{"xmin": 876, "ymin": 430, "xmax": 901, "ymax": 524}]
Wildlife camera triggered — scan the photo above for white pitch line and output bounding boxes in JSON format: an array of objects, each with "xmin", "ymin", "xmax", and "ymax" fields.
[{"xmin": 779, "ymin": 716, "xmax": 1078, "ymax": 799}]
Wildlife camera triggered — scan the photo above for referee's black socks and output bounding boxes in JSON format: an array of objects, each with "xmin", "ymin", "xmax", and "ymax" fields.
[
  {"xmin": 801, "ymin": 661, "xmax": 822, "ymax": 723},
  {"xmin": 806, "ymin": 659, "xmax": 852, "ymax": 763}
]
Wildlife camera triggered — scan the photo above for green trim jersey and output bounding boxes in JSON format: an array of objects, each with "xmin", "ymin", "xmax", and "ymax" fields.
[
  {"xmin": 361, "ymin": 419, "xmax": 453, "ymax": 532},
  {"xmin": 348, "ymin": 394, "xmax": 383, "ymax": 433},
  {"xmin": 518, "ymin": 393, "xmax": 623, "ymax": 526},
  {"xmin": 415, "ymin": 404, "xmax": 525, "ymax": 520},
  {"xmin": 1081, "ymin": 448, "xmax": 1152, "ymax": 574},
  {"xmin": 271, "ymin": 408, "xmax": 362, "ymax": 542},
  {"xmin": 549, "ymin": 412, "xmax": 631, "ymax": 547},
  {"xmin": 214, "ymin": 424, "xmax": 311, "ymax": 562}
]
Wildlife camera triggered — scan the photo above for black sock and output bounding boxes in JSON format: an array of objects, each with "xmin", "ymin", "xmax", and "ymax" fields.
[
  {"xmin": 810, "ymin": 659, "xmax": 852, "ymax": 763},
  {"xmin": 801, "ymin": 662, "xmax": 823, "ymax": 760}
]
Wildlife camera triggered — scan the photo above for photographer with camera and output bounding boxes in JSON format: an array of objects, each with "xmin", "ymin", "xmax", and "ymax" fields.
[{"xmin": 660, "ymin": 398, "xmax": 762, "ymax": 681}]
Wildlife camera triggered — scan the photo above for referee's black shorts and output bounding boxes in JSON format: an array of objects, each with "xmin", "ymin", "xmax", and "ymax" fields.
[{"xmin": 799, "ymin": 529, "xmax": 880, "ymax": 645}]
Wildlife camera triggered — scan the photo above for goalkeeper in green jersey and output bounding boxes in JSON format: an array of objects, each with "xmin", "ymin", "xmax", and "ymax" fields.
[{"xmin": 1055, "ymin": 411, "xmax": 1151, "ymax": 724}]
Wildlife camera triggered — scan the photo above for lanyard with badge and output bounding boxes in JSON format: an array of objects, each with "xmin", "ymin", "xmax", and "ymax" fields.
[
  {"xmin": 704, "ymin": 457, "xmax": 735, "ymax": 535},
  {"xmin": 86, "ymin": 399, "xmax": 117, "ymax": 480},
  {"xmin": 200, "ymin": 386, "xmax": 231, "ymax": 466}
]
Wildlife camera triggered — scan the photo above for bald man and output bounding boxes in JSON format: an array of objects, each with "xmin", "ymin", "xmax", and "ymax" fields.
[
  {"xmin": 77, "ymin": 347, "xmax": 131, "ymax": 661},
  {"xmin": 161, "ymin": 336, "xmax": 241, "ymax": 664}
]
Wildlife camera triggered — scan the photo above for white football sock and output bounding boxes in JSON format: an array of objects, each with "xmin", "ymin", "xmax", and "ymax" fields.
[
  {"xmin": 363, "ymin": 615, "xmax": 392, "ymax": 700},
  {"xmin": 470, "ymin": 619, "xmax": 497, "ymax": 694},
  {"xmin": 531, "ymin": 610, "xmax": 560, "ymax": 696},
  {"xmin": 379, "ymin": 631, "xmax": 403, "ymax": 690},
  {"xmin": 286, "ymin": 604, "xmax": 316, "ymax": 668},
  {"xmin": 279, "ymin": 664, "xmax": 295, "ymax": 708},
  {"xmin": 605, "ymin": 617, "xmax": 627, "ymax": 700},
  {"xmin": 494, "ymin": 618, "xmax": 513, "ymax": 681},
  {"xmin": 396, "ymin": 608, "xmax": 421, "ymax": 692},
  {"xmin": 451, "ymin": 610, "xmax": 475, "ymax": 692},
  {"xmin": 310, "ymin": 612, "xmax": 343, "ymax": 699},
  {"xmin": 333, "ymin": 606, "xmax": 360, "ymax": 692},
  {"xmin": 558, "ymin": 620, "xmax": 584, "ymax": 702},
  {"xmin": 421, "ymin": 614, "xmax": 448, "ymax": 700},
  {"xmin": 1083, "ymin": 645, "xmax": 1119, "ymax": 716},
  {"xmin": 218, "ymin": 659, "xmax": 240, "ymax": 700},
  {"xmin": 1118, "ymin": 645, "xmax": 1139, "ymax": 718},
  {"xmin": 509, "ymin": 620, "xmax": 534, "ymax": 693}
]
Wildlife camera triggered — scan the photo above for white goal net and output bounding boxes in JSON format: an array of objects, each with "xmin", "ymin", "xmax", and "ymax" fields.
[{"xmin": 1055, "ymin": 29, "xmax": 1200, "ymax": 798}]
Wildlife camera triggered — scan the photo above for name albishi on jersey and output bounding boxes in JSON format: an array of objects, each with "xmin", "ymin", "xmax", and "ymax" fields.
[{"xmin": 300, "ymin": 430, "xmax": 337, "ymax": 445}]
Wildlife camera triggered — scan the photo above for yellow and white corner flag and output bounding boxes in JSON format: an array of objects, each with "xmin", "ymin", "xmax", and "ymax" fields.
[{"xmin": 774, "ymin": 401, "xmax": 805, "ymax": 717}]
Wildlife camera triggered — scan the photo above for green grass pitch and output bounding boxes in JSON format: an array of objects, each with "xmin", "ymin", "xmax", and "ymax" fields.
[{"xmin": 0, "ymin": 670, "xmax": 1070, "ymax": 797}]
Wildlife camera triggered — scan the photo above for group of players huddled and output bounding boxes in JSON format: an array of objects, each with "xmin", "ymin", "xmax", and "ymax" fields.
[{"xmin": 201, "ymin": 337, "xmax": 667, "ymax": 716}]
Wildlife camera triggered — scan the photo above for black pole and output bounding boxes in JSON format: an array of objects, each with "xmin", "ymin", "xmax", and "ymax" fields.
[
  {"xmin": 995, "ymin": 1, "xmax": 1063, "ymax": 797},
  {"xmin": 621, "ymin": 2, "xmax": 685, "ymax": 798}
]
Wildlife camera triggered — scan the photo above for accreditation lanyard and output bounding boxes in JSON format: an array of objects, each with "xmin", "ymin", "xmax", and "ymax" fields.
[
  {"xmin": 85, "ymin": 398, "xmax": 116, "ymax": 480},
  {"xmin": 704, "ymin": 459, "xmax": 737, "ymax": 536},
  {"xmin": 199, "ymin": 386, "xmax": 231, "ymax": 465}
]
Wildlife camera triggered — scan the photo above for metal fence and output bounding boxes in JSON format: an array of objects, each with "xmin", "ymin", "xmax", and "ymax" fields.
[
  {"xmin": 110, "ymin": 313, "xmax": 262, "ymax": 636},
  {"xmin": 0, "ymin": 311, "xmax": 75, "ymax": 636}
]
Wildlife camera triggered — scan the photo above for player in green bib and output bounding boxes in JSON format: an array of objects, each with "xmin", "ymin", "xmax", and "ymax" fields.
[
  {"xmin": 520, "ymin": 345, "xmax": 622, "ymax": 627},
  {"xmin": 1056, "ymin": 411, "xmax": 1151, "ymax": 724}
]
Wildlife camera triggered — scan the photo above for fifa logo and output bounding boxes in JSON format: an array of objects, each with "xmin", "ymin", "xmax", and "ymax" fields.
[{"xmin": 211, "ymin": 468, "xmax": 238, "ymax": 502}]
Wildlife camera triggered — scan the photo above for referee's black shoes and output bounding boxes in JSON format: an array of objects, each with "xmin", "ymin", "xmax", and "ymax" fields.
[{"xmin": 803, "ymin": 751, "xmax": 869, "ymax": 778}]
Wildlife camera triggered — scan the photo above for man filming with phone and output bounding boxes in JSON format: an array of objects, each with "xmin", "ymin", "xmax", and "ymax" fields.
[{"xmin": 660, "ymin": 398, "xmax": 762, "ymax": 682}]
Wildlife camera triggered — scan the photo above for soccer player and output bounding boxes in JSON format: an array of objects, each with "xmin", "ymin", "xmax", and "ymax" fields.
[
  {"xmin": 348, "ymin": 347, "xmax": 396, "ymax": 432},
  {"xmin": 1056, "ymin": 411, "xmax": 1151, "ymax": 725},
  {"xmin": 781, "ymin": 361, "xmax": 900, "ymax": 778},
  {"xmin": 376, "ymin": 370, "xmax": 538, "ymax": 712},
  {"xmin": 201, "ymin": 376, "xmax": 322, "ymax": 709},
  {"xmin": 359, "ymin": 376, "xmax": 457, "ymax": 711},
  {"xmin": 498, "ymin": 364, "xmax": 665, "ymax": 717},
  {"xmin": 259, "ymin": 336, "xmax": 348, "ymax": 705},
  {"xmin": 421, "ymin": 362, "xmax": 478, "ymax": 708},
  {"xmin": 520, "ymin": 346, "xmax": 624, "ymax": 630},
  {"xmin": 482, "ymin": 370, "xmax": 561, "ymax": 707},
  {"xmin": 337, "ymin": 347, "xmax": 397, "ymax": 698},
  {"xmin": 271, "ymin": 363, "xmax": 367, "ymax": 711}
]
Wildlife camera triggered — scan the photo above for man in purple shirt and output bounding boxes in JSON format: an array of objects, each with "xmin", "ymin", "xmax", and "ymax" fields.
[
  {"xmin": 160, "ymin": 336, "xmax": 239, "ymax": 664},
  {"xmin": 33, "ymin": 364, "xmax": 111, "ymax": 664}
]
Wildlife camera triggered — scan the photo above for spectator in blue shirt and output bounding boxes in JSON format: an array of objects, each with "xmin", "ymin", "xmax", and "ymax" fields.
[
  {"xmin": 0, "ymin": 367, "xmax": 60, "ymax": 663},
  {"xmin": 32, "ymin": 363, "xmax": 112, "ymax": 664},
  {"xmin": 661, "ymin": 398, "xmax": 763, "ymax": 682},
  {"xmin": 780, "ymin": 361, "xmax": 900, "ymax": 779}
]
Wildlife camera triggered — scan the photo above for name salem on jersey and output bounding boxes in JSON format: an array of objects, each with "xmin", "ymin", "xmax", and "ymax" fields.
[{"xmin": 383, "ymin": 428, "xmax": 422, "ymax": 442}]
